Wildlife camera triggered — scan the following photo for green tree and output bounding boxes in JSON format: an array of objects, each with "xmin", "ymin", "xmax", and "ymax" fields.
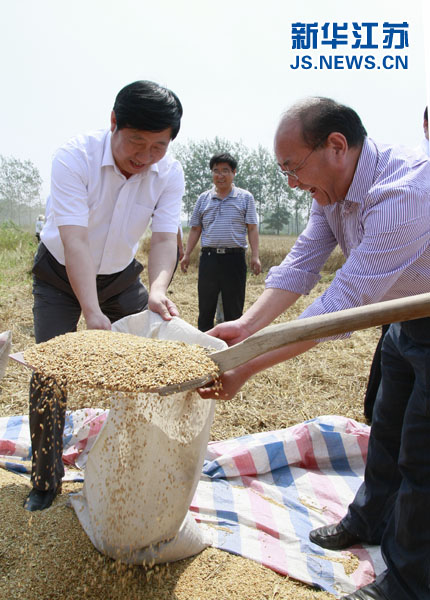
[
  {"xmin": 263, "ymin": 198, "xmax": 291, "ymax": 235},
  {"xmin": 235, "ymin": 145, "xmax": 282, "ymax": 232},
  {"xmin": 171, "ymin": 139, "xmax": 214, "ymax": 222},
  {"xmin": 288, "ymin": 188, "xmax": 312, "ymax": 235},
  {"xmin": 0, "ymin": 155, "xmax": 42, "ymax": 226}
]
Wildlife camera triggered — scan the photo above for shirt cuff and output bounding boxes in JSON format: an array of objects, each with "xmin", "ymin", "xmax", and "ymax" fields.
[
  {"xmin": 54, "ymin": 216, "xmax": 88, "ymax": 227},
  {"xmin": 265, "ymin": 265, "xmax": 320, "ymax": 295}
]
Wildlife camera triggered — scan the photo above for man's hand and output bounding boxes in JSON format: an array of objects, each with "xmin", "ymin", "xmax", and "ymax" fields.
[
  {"xmin": 251, "ymin": 256, "xmax": 261, "ymax": 276},
  {"xmin": 206, "ymin": 319, "xmax": 252, "ymax": 346},
  {"xmin": 84, "ymin": 310, "xmax": 112, "ymax": 330},
  {"xmin": 180, "ymin": 254, "xmax": 190, "ymax": 273},
  {"xmin": 148, "ymin": 289, "xmax": 179, "ymax": 320},
  {"xmin": 199, "ymin": 320, "xmax": 253, "ymax": 399},
  {"xmin": 198, "ymin": 367, "xmax": 246, "ymax": 401}
]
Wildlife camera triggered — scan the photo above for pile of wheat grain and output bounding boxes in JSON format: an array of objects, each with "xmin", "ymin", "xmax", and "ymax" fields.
[{"xmin": 23, "ymin": 330, "xmax": 219, "ymax": 396}]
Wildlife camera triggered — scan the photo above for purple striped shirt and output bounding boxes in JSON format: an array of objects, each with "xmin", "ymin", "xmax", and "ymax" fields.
[{"xmin": 265, "ymin": 138, "xmax": 430, "ymax": 322}]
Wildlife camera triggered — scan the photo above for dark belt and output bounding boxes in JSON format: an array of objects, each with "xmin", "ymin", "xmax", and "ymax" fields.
[
  {"xmin": 32, "ymin": 243, "xmax": 144, "ymax": 303},
  {"xmin": 201, "ymin": 247, "xmax": 245, "ymax": 254}
]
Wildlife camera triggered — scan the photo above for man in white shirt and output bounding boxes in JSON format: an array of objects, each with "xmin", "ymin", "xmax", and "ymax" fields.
[{"xmin": 25, "ymin": 80, "xmax": 185, "ymax": 511}]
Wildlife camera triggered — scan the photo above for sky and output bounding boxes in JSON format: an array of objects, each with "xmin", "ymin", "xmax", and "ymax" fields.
[{"xmin": 1, "ymin": 0, "xmax": 428, "ymax": 200}]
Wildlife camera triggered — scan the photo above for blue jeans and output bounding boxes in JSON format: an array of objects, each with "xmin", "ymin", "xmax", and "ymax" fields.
[{"xmin": 343, "ymin": 318, "xmax": 430, "ymax": 600}]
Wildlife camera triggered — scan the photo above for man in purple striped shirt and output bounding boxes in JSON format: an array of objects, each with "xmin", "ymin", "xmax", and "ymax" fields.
[{"xmin": 201, "ymin": 97, "xmax": 430, "ymax": 600}]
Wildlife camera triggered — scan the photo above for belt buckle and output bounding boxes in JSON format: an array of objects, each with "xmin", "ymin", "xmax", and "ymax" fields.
[{"xmin": 216, "ymin": 248, "xmax": 226, "ymax": 254}]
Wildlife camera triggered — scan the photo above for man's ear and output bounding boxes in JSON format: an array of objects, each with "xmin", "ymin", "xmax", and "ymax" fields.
[
  {"xmin": 326, "ymin": 132, "xmax": 348, "ymax": 158},
  {"xmin": 110, "ymin": 110, "xmax": 117, "ymax": 133}
]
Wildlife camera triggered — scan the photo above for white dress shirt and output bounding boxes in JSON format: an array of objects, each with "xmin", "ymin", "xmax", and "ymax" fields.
[{"xmin": 41, "ymin": 129, "xmax": 184, "ymax": 274}]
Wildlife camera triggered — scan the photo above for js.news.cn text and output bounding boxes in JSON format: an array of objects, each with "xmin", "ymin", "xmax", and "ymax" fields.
[{"xmin": 290, "ymin": 21, "xmax": 409, "ymax": 71}]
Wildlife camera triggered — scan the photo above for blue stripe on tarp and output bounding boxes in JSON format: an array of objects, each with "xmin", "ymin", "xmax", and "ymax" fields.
[
  {"xmin": 202, "ymin": 461, "xmax": 242, "ymax": 552},
  {"xmin": 211, "ymin": 478, "xmax": 242, "ymax": 555},
  {"xmin": 320, "ymin": 424, "xmax": 361, "ymax": 494},
  {"xmin": 1, "ymin": 460, "xmax": 31, "ymax": 474},
  {"xmin": 202, "ymin": 458, "xmax": 224, "ymax": 477},
  {"xmin": 264, "ymin": 439, "xmax": 336, "ymax": 592}
]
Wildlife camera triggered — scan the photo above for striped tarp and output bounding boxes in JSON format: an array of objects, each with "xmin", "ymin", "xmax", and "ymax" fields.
[
  {"xmin": 0, "ymin": 409, "xmax": 107, "ymax": 479},
  {"xmin": 191, "ymin": 415, "xmax": 385, "ymax": 597},
  {"xmin": 0, "ymin": 412, "xmax": 383, "ymax": 596}
]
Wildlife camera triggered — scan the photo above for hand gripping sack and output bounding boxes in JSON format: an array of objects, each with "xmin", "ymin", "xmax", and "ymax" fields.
[{"xmin": 70, "ymin": 311, "xmax": 226, "ymax": 565}]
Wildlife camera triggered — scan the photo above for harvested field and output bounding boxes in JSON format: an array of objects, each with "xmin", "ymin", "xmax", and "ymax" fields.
[{"xmin": 0, "ymin": 232, "xmax": 381, "ymax": 600}]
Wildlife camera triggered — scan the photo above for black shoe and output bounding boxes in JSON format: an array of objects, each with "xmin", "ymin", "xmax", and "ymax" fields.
[
  {"xmin": 309, "ymin": 521, "xmax": 362, "ymax": 550},
  {"xmin": 341, "ymin": 582, "xmax": 388, "ymax": 599},
  {"xmin": 24, "ymin": 485, "xmax": 62, "ymax": 511}
]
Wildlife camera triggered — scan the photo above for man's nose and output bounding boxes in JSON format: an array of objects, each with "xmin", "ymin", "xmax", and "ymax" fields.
[
  {"xmin": 136, "ymin": 148, "xmax": 152, "ymax": 162},
  {"xmin": 287, "ymin": 175, "xmax": 299, "ymax": 188}
]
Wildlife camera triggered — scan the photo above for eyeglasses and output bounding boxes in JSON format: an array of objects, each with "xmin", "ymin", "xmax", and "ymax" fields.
[
  {"xmin": 212, "ymin": 168, "xmax": 233, "ymax": 175},
  {"xmin": 278, "ymin": 147, "xmax": 317, "ymax": 180}
]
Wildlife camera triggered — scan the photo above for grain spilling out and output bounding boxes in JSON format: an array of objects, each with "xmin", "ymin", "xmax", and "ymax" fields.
[{"xmin": 23, "ymin": 330, "xmax": 219, "ymax": 394}]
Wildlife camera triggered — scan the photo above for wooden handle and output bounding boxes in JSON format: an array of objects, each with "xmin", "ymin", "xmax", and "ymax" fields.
[{"xmin": 210, "ymin": 293, "xmax": 430, "ymax": 374}]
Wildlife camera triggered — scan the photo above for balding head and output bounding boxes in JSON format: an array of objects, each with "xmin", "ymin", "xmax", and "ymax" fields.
[
  {"xmin": 275, "ymin": 97, "xmax": 367, "ymax": 151},
  {"xmin": 274, "ymin": 97, "xmax": 365, "ymax": 207}
]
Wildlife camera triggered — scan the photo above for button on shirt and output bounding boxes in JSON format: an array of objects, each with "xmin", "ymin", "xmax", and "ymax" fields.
[
  {"xmin": 190, "ymin": 185, "xmax": 258, "ymax": 248},
  {"xmin": 41, "ymin": 129, "xmax": 185, "ymax": 274},
  {"xmin": 265, "ymin": 138, "xmax": 430, "ymax": 324}
]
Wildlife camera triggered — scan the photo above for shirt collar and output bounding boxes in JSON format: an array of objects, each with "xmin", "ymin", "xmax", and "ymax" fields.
[
  {"xmin": 211, "ymin": 184, "xmax": 238, "ymax": 200},
  {"xmin": 102, "ymin": 130, "xmax": 159, "ymax": 177},
  {"xmin": 345, "ymin": 137, "xmax": 377, "ymax": 205}
]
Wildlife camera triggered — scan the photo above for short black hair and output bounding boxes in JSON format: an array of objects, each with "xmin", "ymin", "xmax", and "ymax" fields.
[
  {"xmin": 286, "ymin": 97, "xmax": 367, "ymax": 149},
  {"xmin": 209, "ymin": 153, "xmax": 237, "ymax": 171},
  {"xmin": 113, "ymin": 80, "xmax": 183, "ymax": 140},
  {"xmin": 424, "ymin": 106, "xmax": 428, "ymax": 122}
]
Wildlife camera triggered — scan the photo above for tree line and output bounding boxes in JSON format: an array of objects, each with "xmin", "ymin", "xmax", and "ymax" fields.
[
  {"xmin": 0, "ymin": 155, "xmax": 44, "ymax": 228},
  {"xmin": 0, "ymin": 139, "xmax": 312, "ymax": 235}
]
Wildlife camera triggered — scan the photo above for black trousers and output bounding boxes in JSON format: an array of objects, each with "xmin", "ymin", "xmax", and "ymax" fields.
[
  {"xmin": 343, "ymin": 319, "xmax": 430, "ymax": 599},
  {"xmin": 30, "ymin": 244, "xmax": 148, "ymax": 491},
  {"xmin": 197, "ymin": 250, "xmax": 247, "ymax": 332},
  {"xmin": 363, "ymin": 324, "xmax": 390, "ymax": 423}
]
